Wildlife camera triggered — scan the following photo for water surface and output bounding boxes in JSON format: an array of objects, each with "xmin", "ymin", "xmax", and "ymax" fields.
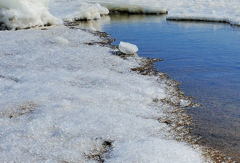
[{"xmin": 101, "ymin": 15, "xmax": 240, "ymax": 161}]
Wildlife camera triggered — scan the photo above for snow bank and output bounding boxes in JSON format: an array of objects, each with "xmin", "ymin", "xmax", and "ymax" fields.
[
  {"xmin": 3, "ymin": 0, "xmax": 239, "ymax": 29},
  {"xmin": 0, "ymin": 26, "xmax": 204, "ymax": 162},
  {"xmin": 0, "ymin": 0, "xmax": 61, "ymax": 29},
  {"xmin": 119, "ymin": 41, "xmax": 138, "ymax": 55},
  {"xmin": 69, "ymin": 0, "xmax": 240, "ymax": 26}
]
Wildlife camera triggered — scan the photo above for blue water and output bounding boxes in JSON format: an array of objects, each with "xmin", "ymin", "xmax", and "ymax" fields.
[{"xmin": 101, "ymin": 15, "xmax": 240, "ymax": 160}]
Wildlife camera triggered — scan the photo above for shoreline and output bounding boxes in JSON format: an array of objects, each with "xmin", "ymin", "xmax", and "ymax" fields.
[
  {"xmin": 0, "ymin": 25, "xmax": 204, "ymax": 162},
  {"xmin": 84, "ymin": 27, "xmax": 234, "ymax": 162}
]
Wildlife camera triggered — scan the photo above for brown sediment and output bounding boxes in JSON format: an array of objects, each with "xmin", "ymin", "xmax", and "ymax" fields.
[
  {"xmin": 85, "ymin": 140, "xmax": 113, "ymax": 163},
  {"xmin": 131, "ymin": 57, "xmax": 236, "ymax": 163},
  {"xmin": 0, "ymin": 102, "xmax": 38, "ymax": 119},
  {"xmin": 84, "ymin": 31, "xmax": 115, "ymax": 47},
  {"xmin": 0, "ymin": 74, "xmax": 20, "ymax": 83}
]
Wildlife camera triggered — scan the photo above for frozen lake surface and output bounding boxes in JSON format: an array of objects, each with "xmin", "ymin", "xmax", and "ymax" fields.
[{"xmin": 101, "ymin": 15, "xmax": 240, "ymax": 161}]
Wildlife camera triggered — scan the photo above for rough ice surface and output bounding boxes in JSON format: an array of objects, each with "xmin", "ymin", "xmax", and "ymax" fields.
[
  {"xmin": 119, "ymin": 41, "xmax": 139, "ymax": 55},
  {"xmin": 0, "ymin": 0, "xmax": 61, "ymax": 29},
  {"xmin": 0, "ymin": 26, "xmax": 204, "ymax": 162}
]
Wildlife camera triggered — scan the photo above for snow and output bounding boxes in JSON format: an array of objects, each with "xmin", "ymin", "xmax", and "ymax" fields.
[
  {"xmin": 72, "ymin": 3, "xmax": 109, "ymax": 20},
  {"xmin": 50, "ymin": 1, "xmax": 109, "ymax": 22},
  {"xmin": 119, "ymin": 41, "xmax": 138, "ymax": 55},
  {"xmin": 0, "ymin": 26, "xmax": 204, "ymax": 162},
  {"xmin": 107, "ymin": 138, "xmax": 203, "ymax": 163},
  {"xmin": 0, "ymin": 0, "xmax": 61, "ymax": 29}
]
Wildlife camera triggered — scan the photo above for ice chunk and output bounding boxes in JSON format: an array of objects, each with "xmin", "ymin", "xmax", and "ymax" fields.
[
  {"xmin": 119, "ymin": 41, "xmax": 138, "ymax": 55},
  {"xmin": 180, "ymin": 99, "xmax": 191, "ymax": 107}
]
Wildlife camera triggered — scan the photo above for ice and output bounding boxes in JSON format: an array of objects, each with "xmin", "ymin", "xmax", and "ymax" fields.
[
  {"xmin": 76, "ymin": 0, "xmax": 240, "ymax": 25},
  {"xmin": 50, "ymin": 1, "xmax": 109, "ymax": 21},
  {"xmin": 165, "ymin": 0, "xmax": 240, "ymax": 26},
  {"xmin": 0, "ymin": 0, "xmax": 61, "ymax": 29},
  {"xmin": 0, "ymin": 26, "xmax": 204, "ymax": 162},
  {"xmin": 119, "ymin": 41, "xmax": 138, "ymax": 55}
]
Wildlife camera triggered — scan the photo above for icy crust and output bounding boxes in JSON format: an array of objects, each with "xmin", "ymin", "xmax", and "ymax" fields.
[
  {"xmin": 0, "ymin": 0, "xmax": 61, "ymax": 29},
  {"xmin": 0, "ymin": 26, "xmax": 204, "ymax": 162}
]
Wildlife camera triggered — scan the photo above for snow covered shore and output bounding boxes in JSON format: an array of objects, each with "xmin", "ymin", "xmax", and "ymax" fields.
[{"xmin": 0, "ymin": 25, "xmax": 205, "ymax": 162}]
